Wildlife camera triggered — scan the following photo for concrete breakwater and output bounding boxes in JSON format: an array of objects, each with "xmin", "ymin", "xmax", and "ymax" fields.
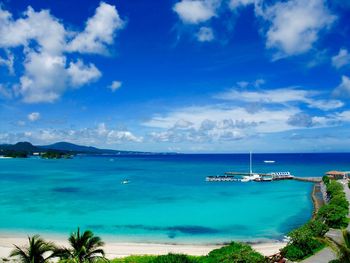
[
  {"xmin": 293, "ymin": 177, "xmax": 322, "ymax": 183},
  {"xmin": 311, "ymin": 182, "xmax": 326, "ymax": 218}
]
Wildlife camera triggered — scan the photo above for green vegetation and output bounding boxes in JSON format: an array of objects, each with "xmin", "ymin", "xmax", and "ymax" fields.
[
  {"xmin": 110, "ymin": 255, "xmax": 158, "ymax": 263},
  {"xmin": 41, "ymin": 151, "xmax": 72, "ymax": 159},
  {"xmin": 317, "ymin": 180, "xmax": 349, "ymax": 229},
  {"xmin": 111, "ymin": 243, "xmax": 264, "ymax": 263},
  {"xmin": 10, "ymin": 235, "xmax": 56, "ymax": 263},
  {"xmin": 322, "ymin": 175, "xmax": 330, "ymax": 185},
  {"xmin": 331, "ymin": 230, "xmax": 350, "ymax": 263},
  {"xmin": 203, "ymin": 242, "xmax": 265, "ymax": 263},
  {"xmin": 55, "ymin": 228, "xmax": 106, "ymax": 263},
  {"xmin": 3, "ymin": 150, "xmax": 28, "ymax": 158},
  {"xmin": 9, "ymin": 235, "xmax": 264, "ymax": 263},
  {"xmin": 280, "ymin": 220, "xmax": 326, "ymax": 261},
  {"xmin": 281, "ymin": 179, "xmax": 349, "ymax": 261}
]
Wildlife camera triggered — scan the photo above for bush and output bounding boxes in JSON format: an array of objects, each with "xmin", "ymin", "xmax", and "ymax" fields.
[
  {"xmin": 204, "ymin": 242, "xmax": 265, "ymax": 263},
  {"xmin": 152, "ymin": 254, "xmax": 199, "ymax": 263},
  {"xmin": 323, "ymin": 175, "xmax": 330, "ymax": 185},
  {"xmin": 326, "ymin": 181, "xmax": 344, "ymax": 198},
  {"xmin": 110, "ymin": 255, "xmax": 157, "ymax": 263},
  {"xmin": 306, "ymin": 220, "xmax": 329, "ymax": 237},
  {"xmin": 111, "ymin": 255, "xmax": 201, "ymax": 263},
  {"xmin": 329, "ymin": 195, "xmax": 349, "ymax": 210},
  {"xmin": 281, "ymin": 244, "xmax": 305, "ymax": 261},
  {"xmin": 315, "ymin": 180, "xmax": 349, "ymax": 229},
  {"xmin": 281, "ymin": 219, "xmax": 326, "ymax": 261}
]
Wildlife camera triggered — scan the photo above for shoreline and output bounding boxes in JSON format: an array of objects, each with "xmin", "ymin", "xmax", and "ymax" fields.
[{"xmin": 0, "ymin": 231, "xmax": 286, "ymax": 259}]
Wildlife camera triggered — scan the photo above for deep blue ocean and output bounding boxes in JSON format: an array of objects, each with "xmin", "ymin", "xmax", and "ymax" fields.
[{"xmin": 0, "ymin": 153, "xmax": 349, "ymax": 243}]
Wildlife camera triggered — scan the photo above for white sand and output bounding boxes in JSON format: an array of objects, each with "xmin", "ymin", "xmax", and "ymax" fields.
[{"xmin": 0, "ymin": 232, "xmax": 286, "ymax": 259}]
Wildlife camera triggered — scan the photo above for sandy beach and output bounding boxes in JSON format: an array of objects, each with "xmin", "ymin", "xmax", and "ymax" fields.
[{"xmin": 0, "ymin": 232, "xmax": 286, "ymax": 259}]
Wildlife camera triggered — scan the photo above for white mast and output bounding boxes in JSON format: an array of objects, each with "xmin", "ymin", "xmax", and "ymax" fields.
[{"xmin": 249, "ymin": 151, "xmax": 253, "ymax": 174}]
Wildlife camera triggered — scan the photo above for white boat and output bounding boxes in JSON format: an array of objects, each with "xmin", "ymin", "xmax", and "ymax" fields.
[
  {"xmin": 240, "ymin": 152, "xmax": 261, "ymax": 182},
  {"xmin": 121, "ymin": 179, "xmax": 130, "ymax": 184},
  {"xmin": 241, "ymin": 173, "xmax": 260, "ymax": 182},
  {"xmin": 264, "ymin": 160, "xmax": 275, "ymax": 163}
]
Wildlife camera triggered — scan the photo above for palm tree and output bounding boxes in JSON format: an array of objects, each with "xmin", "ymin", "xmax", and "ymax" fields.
[
  {"xmin": 328, "ymin": 230, "xmax": 350, "ymax": 263},
  {"xmin": 10, "ymin": 235, "xmax": 56, "ymax": 263},
  {"xmin": 55, "ymin": 228, "xmax": 106, "ymax": 262}
]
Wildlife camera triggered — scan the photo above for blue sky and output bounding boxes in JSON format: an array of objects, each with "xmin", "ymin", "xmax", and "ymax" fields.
[{"xmin": 0, "ymin": 0, "xmax": 350, "ymax": 153}]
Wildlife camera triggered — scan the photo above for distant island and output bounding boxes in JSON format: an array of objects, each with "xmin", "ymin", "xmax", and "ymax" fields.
[{"xmin": 0, "ymin": 141, "xmax": 152, "ymax": 158}]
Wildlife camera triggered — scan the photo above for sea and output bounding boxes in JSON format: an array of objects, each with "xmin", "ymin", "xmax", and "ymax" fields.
[{"xmin": 0, "ymin": 153, "xmax": 349, "ymax": 244}]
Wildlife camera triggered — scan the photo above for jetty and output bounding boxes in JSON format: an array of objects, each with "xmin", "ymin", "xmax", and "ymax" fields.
[
  {"xmin": 207, "ymin": 173, "xmax": 321, "ymax": 183},
  {"xmin": 293, "ymin": 177, "xmax": 322, "ymax": 183},
  {"xmin": 206, "ymin": 152, "xmax": 322, "ymax": 183}
]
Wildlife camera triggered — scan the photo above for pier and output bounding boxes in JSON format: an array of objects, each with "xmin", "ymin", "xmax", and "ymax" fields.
[
  {"xmin": 207, "ymin": 173, "xmax": 321, "ymax": 183},
  {"xmin": 293, "ymin": 177, "xmax": 322, "ymax": 183}
]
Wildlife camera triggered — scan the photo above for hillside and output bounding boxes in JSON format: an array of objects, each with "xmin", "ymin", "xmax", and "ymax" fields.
[{"xmin": 0, "ymin": 141, "xmax": 146, "ymax": 155}]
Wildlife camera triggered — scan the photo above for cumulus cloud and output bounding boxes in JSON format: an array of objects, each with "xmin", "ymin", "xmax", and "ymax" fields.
[
  {"xmin": 196, "ymin": 26, "xmax": 214, "ymax": 42},
  {"xmin": 332, "ymin": 49, "xmax": 350, "ymax": 69},
  {"xmin": 261, "ymin": 0, "xmax": 335, "ymax": 58},
  {"xmin": 0, "ymin": 123, "xmax": 142, "ymax": 145},
  {"xmin": 19, "ymin": 51, "xmax": 68, "ymax": 103},
  {"xmin": 27, "ymin": 112, "xmax": 40, "ymax": 122},
  {"xmin": 174, "ymin": 0, "xmax": 335, "ymax": 56},
  {"xmin": 333, "ymin": 76, "xmax": 350, "ymax": 98},
  {"xmin": 66, "ymin": 2, "xmax": 124, "ymax": 54},
  {"xmin": 67, "ymin": 60, "xmax": 101, "ymax": 87},
  {"xmin": 0, "ymin": 51, "xmax": 14, "ymax": 74},
  {"xmin": 215, "ymin": 87, "xmax": 343, "ymax": 111},
  {"xmin": 173, "ymin": 0, "xmax": 219, "ymax": 24},
  {"xmin": 0, "ymin": 2, "xmax": 124, "ymax": 103},
  {"xmin": 229, "ymin": 0, "xmax": 255, "ymax": 10},
  {"xmin": 109, "ymin": 80, "xmax": 122, "ymax": 92}
]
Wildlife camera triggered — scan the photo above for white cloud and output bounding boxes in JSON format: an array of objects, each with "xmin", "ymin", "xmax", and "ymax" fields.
[
  {"xmin": 196, "ymin": 26, "xmax": 214, "ymax": 42},
  {"xmin": 0, "ymin": 2, "xmax": 124, "ymax": 103},
  {"xmin": 333, "ymin": 75, "xmax": 350, "ymax": 98},
  {"xmin": 0, "ymin": 50, "xmax": 14, "ymax": 74},
  {"xmin": 19, "ymin": 51, "xmax": 68, "ymax": 103},
  {"xmin": 67, "ymin": 2, "xmax": 124, "ymax": 54},
  {"xmin": 173, "ymin": 0, "xmax": 219, "ymax": 24},
  {"xmin": 229, "ymin": 0, "xmax": 255, "ymax": 10},
  {"xmin": 262, "ymin": 0, "xmax": 335, "ymax": 58},
  {"xmin": 215, "ymin": 87, "xmax": 343, "ymax": 111},
  {"xmin": 0, "ymin": 123, "xmax": 142, "ymax": 145},
  {"xmin": 0, "ymin": 7, "xmax": 66, "ymax": 54},
  {"xmin": 109, "ymin": 80, "xmax": 122, "ymax": 92},
  {"xmin": 332, "ymin": 49, "xmax": 350, "ymax": 69},
  {"xmin": 28, "ymin": 112, "xmax": 40, "ymax": 122},
  {"xmin": 146, "ymin": 104, "xmax": 301, "ymax": 143},
  {"xmin": 144, "ymin": 105, "xmax": 299, "ymax": 134},
  {"xmin": 67, "ymin": 60, "xmax": 101, "ymax": 87}
]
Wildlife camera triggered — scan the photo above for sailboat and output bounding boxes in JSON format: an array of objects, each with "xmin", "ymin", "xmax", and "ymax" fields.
[{"xmin": 241, "ymin": 152, "xmax": 260, "ymax": 182}]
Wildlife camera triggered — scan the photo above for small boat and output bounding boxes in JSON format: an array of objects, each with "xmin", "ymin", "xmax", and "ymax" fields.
[
  {"xmin": 264, "ymin": 160, "xmax": 275, "ymax": 163},
  {"xmin": 241, "ymin": 173, "xmax": 260, "ymax": 182},
  {"xmin": 121, "ymin": 179, "xmax": 130, "ymax": 184},
  {"xmin": 254, "ymin": 176, "xmax": 273, "ymax": 182}
]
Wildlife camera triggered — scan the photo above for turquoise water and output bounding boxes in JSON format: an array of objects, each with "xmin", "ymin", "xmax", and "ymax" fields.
[{"xmin": 0, "ymin": 153, "xmax": 349, "ymax": 243}]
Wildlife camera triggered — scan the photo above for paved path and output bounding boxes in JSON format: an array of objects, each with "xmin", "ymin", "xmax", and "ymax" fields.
[
  {"xmin": 300, "ymin": 247, "xmax": 337, "ymax": 263},
  {"xmin": 300, "ymin": 179, "xmax": 350, "ymax": 263},
  {"xmin": 339, "ymin": 179, "xmax": 350, "ymax": 230}
]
